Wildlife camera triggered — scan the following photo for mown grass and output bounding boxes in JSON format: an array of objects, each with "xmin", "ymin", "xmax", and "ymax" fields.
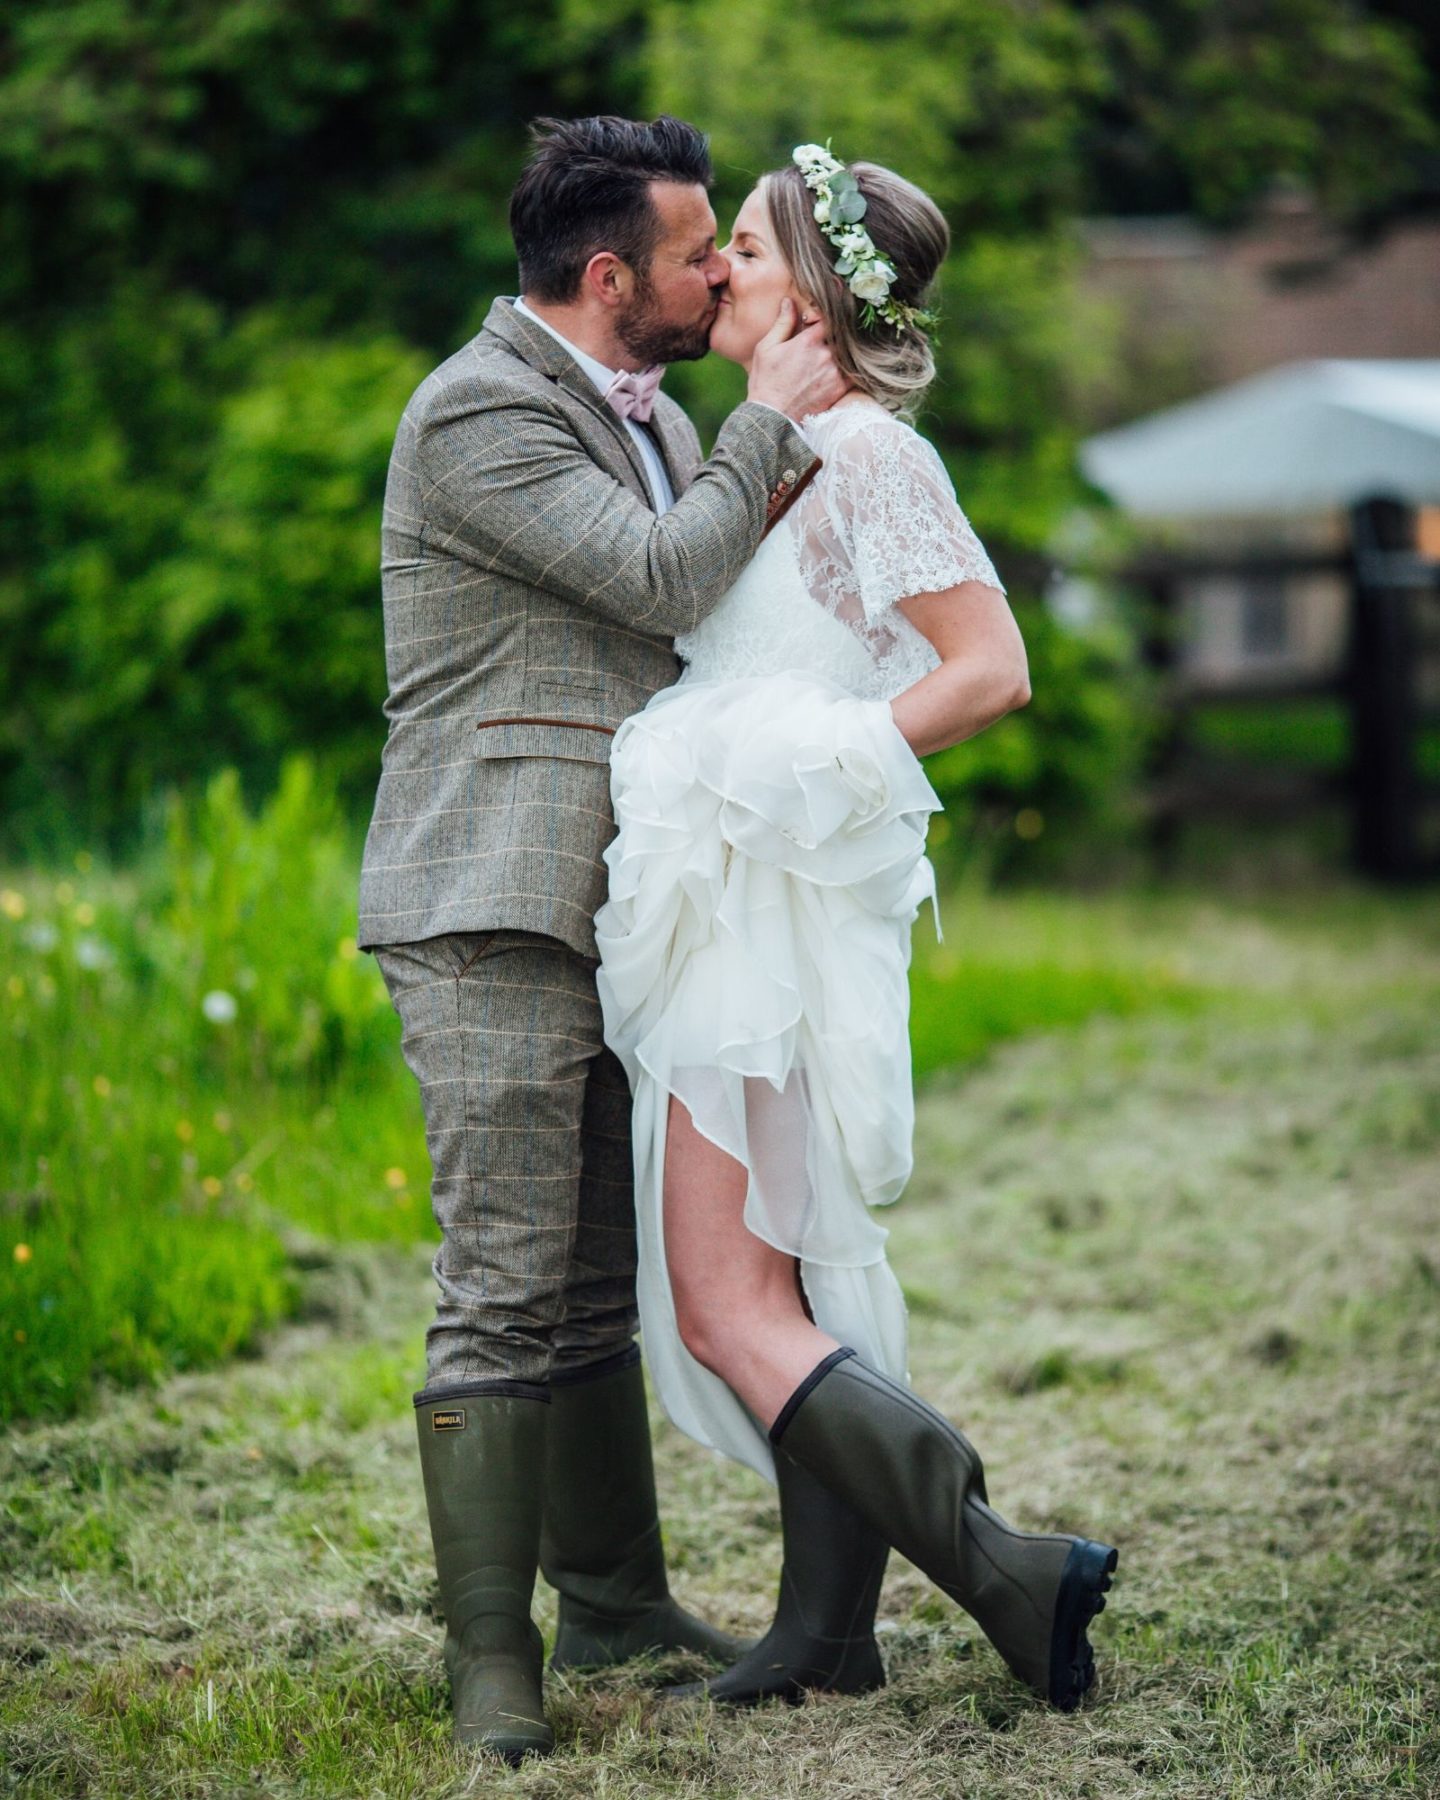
[
  {"xmin": 2, "ymin": 881, "xmax": 1437, "ymax": 1797},
  {"xmin": 1, "ymin": 764, "xmax": 1211, "ymax": 1424}
]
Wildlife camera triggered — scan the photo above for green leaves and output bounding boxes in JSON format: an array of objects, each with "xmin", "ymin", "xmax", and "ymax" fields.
[{"xmin": 825, "ymin": 169, "xmax": 870, "ymax": 225}]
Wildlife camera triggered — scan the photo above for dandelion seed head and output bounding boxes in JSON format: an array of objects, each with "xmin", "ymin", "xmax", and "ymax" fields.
[
  {"xmin": 75, "ymin": 936, "xmax": 113, "ymax": 970},
  {"xmin": 202, "ymin": 990, "xmax": 238, "ymax": 1024}
]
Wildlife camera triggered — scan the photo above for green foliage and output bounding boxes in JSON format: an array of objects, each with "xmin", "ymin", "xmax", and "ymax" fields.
[
  {"xmin": 922, "ymin": 598, "xmax": 1157, "ymax": 874},
  {"xmin": 0, "ymin": 762, "xmax": 422, "ymax": 1424},
  {"xmin": 2, "ymin": 296, "xmax": 428, "ymax": 842},
  {"xmin": 1081, "ymin": 1, "xmax": 1438, "ymax": 223},
  {"xmin": 1, "ymin": 0, "xmax": 1434, "ymax": 843}
]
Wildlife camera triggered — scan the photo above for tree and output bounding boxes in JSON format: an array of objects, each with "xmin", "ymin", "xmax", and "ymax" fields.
[{"xmin": 0, "ymin": 0, "xmax": 1432, "ymax": 844}]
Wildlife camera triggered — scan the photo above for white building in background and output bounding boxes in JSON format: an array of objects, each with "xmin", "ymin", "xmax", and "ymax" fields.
[{"xmin": 1079, "ymin": 358, "xmax": 1440, "ymax": 690}]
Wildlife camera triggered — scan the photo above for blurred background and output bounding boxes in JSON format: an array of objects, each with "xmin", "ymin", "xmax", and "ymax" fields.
[
  {"xmin": 2, "ymin": 1, "xmax": 1438, "ymax": 1416},
  {"xmin": 4, "ymin": 10, "xmax": 1439, "ymax": 1792}
]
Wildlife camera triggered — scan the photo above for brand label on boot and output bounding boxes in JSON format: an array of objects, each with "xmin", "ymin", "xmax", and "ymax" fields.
[{"xmin": 431, "ymin": 1409, "xmax": 466, "ymax": 1431}]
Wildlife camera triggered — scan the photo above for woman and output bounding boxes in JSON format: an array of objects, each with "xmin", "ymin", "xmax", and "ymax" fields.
[{"xmin": 594, "ymin": 144, "xmax": 1117, "ymax": 1712}]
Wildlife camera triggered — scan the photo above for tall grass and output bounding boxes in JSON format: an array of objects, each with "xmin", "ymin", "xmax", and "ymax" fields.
[
  {"xmin": 2, "ymin": 765, "xmax": 1204, "ymax": 1425},
  {"xmin": 0, "ymin": 762, "xmax": 423, "ymax": 1424}
]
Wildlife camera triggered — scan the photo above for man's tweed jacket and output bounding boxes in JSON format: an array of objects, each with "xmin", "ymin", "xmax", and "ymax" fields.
[{"xmin": 357, "ymin": 298, "xmax": 820, "ymax": 959}]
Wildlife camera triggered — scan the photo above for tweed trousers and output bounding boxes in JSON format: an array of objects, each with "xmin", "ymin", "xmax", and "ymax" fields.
[{"xmin": 373, "ymin": 929, "xmax": 639, "ymax": 1395}]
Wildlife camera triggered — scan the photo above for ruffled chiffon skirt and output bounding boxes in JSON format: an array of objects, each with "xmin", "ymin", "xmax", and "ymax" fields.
[{"xmin": 594, "ymin": 670, "xmax": 943, "ymax": 1481}]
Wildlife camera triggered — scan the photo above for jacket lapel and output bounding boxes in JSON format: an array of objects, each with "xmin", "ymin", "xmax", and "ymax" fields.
[
  {"xmin": 645, "ymin": 400, "xmax": 697, "ymax": 498},
  {"xmin": 481, "ymin": 298, "xmax": 656, "ymax": 507}
]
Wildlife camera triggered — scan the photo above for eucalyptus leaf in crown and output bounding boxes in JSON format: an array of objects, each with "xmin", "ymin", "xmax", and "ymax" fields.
[{"xmin": 792, "ymin": 142, "xmax": 938, "ymax": 334}]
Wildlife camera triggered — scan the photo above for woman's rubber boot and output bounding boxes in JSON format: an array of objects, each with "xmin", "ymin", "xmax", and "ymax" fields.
[
  {"xmin": 540, "ymin": 1347, "xmax": 745, "ymax": 1671},
  {"xmin": 666, "ymin": 1448, "xmax": 889, "ymax": 1704},
  {"xmin": 771, "ymin": 1349, "xmax": 1118, "ymax": 1711},
  {"xmin": 415, "ymin": 1389, "xmax": 554, "ymax": 1763}
]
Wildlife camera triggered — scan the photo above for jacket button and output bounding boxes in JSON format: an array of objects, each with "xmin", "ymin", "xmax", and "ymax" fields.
[{"xmin": 782, "ymin": 468, "xmax": 797, "ymax": 483}]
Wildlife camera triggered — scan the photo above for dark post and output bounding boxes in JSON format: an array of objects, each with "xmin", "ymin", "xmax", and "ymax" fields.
[
  {"xmin": 1138, "ymin": 567, "xmax": 1184, "ymax": 872},
  {"xmin": 1347, "ymin": 497, "xmax": 1418, "ymax": 879}
]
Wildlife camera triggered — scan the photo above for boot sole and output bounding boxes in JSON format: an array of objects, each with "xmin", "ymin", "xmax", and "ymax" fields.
[
  {"xmin": 662, "ymin": 1670, "xmax": 887, "ymax": 1708},
  {"xmin": 1047, "ymin": 1539, "xmax": 1118, "ymax": 1711},
  {"xmin": 661, "ymin": 1644, "xmax": 887, "ymax": 1708}
]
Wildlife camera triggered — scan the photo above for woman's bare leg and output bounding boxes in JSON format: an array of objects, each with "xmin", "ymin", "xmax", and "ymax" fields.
[{"xmin": 662, "ymin": 1092, "xmax": 839, "ymax": 1429}]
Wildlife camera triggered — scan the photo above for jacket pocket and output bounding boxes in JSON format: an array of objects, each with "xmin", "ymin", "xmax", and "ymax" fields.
[{"xmin": 473, "ymin": 717, "xmax": 615, "ymax": 764}]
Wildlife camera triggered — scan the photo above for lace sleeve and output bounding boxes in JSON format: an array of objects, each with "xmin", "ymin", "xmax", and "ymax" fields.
[{"xmin": 807, "ymin": 411, "xmax": 1006, "ymax": 625}]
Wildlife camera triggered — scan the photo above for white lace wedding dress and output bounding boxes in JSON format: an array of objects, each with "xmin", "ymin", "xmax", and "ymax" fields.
[{"xmin": 594, "ymin": 400, "xmax": 1005, "ymax": 1481}]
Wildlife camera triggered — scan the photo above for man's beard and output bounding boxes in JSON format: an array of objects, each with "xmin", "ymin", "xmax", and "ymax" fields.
[{"xmin": 615, "ymin": 276, "xmax": 717, "ymax": 366}]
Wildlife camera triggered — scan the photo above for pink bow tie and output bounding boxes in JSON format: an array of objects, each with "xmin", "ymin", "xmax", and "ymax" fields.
[{"xmin": 604, "ymin": 366, "xmax": 664, "ymax": 424}]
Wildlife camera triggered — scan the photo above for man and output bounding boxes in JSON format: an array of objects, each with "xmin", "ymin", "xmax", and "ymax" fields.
[{"xmin": 357, "ymin": 114, "xmax": 845, "ymax": 1762}]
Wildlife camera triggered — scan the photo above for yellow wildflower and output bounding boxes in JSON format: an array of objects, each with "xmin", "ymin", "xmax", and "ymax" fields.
[
  {"xmin": 201, "ymin": 1176, "xmax": 224, "ymax": 1198},
  {"xmin": 13, "ymin": 1243, "xmax": 32, "ymax": 1265},
  {"xmin": 384, "ymin": 1167, "xmax": 407, "ymax": 1189},
  {"xmin": 0, "ymin": 890, "xmax": 25, "ymax": 921},
  {"xmin": 175, "ymin": 1119, "xmax": 195, "ymax": 1144},
  {"xmin": 93, "ymin": 1075, "xmax": 112, "ymax": 1098}
]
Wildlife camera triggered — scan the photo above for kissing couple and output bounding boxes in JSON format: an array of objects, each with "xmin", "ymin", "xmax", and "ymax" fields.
[{"xmin": 357, "ymin": 112, "xmax": 1118, "ymax": 1763}]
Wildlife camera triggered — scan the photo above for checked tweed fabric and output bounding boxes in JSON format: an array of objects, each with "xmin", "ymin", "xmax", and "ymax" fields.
[
  {"xmin": 357, "ymin": 297, "xmax": 821, "ymax": 959},
  {"xmin": 375, "ymin": 931, "xmax": 639, "ymax": 1389}
]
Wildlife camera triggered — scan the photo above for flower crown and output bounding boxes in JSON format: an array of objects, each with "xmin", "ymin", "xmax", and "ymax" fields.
[{"xmin": 791, "ymin": 142, "xmax": 938, "ymax": 335}]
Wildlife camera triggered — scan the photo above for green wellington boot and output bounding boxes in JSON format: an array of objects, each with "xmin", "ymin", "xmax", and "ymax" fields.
[
  {"xmin": 415, "ymin": 1389, "xmax": 554, "ymax": 1763},
  {"xmin": 540, "ymin": 1347, "xmax": 746, "ymax": 1671},
  {"xmin": 666, "ymin": 1449, "xmax": 889, "ymax": 1705},
  {"xmin": 772, "ymin": 1349, "xmax": 1118, "ymax": 1711}
]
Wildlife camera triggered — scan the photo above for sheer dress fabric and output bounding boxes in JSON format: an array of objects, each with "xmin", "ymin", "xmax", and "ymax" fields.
[{"xmin": 594, "ymin": 400, "xmax": 1005, "ymax": 1480}]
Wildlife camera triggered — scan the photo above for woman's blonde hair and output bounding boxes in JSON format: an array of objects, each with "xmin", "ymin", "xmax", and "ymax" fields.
[{"xmin": 759, "ymin": 160, "xmax": 948, "ymax": 419}]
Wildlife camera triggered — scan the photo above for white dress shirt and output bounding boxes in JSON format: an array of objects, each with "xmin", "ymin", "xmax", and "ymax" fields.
[{"xmin": 514, "ymin": 297, "xmax": 675, "ymax": 514}]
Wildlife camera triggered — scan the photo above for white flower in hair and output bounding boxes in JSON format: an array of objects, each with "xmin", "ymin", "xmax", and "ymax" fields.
[
  {"xmin": 851, "ymin": 266, "xmax": 893, "ymax": 304},
  {"xmin": 790, "ymin": 140, "xmax": 937, "ymax": 335}
]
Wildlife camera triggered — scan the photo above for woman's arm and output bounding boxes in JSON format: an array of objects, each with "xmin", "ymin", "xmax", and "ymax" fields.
[{"xmin": 888, "ymin": 583, "xmax": 1031, "ymax": 757}]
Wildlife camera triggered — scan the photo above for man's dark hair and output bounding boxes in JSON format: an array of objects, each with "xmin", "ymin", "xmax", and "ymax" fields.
[{"xmin": 510, "ymin": 115, "xmax": 713, "ymax": 304}]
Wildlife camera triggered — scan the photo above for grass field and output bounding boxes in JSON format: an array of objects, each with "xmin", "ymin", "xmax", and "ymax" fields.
[
  {"xmin": 3, "ymin": 872, "xmax": 1437, "ymax": 1797},
  {"xmin": 0, "ymin": 762, "xmax": 1203, "ymax": 1424}
]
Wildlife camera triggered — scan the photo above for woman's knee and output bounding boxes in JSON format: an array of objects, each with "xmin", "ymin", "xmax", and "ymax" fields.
[
  {"xmin": 672, "ymin": 1268, "xmax": 798, "ymax": 1385},
  {"xmin": 672, "ymin": 1281, "xmax": 730, "ymax": 1377}
]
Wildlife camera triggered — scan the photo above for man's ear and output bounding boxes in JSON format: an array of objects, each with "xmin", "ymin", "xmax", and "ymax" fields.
[{"xmin": 581, "ymin": 251, "xmax": 634, "ymax": 311}]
